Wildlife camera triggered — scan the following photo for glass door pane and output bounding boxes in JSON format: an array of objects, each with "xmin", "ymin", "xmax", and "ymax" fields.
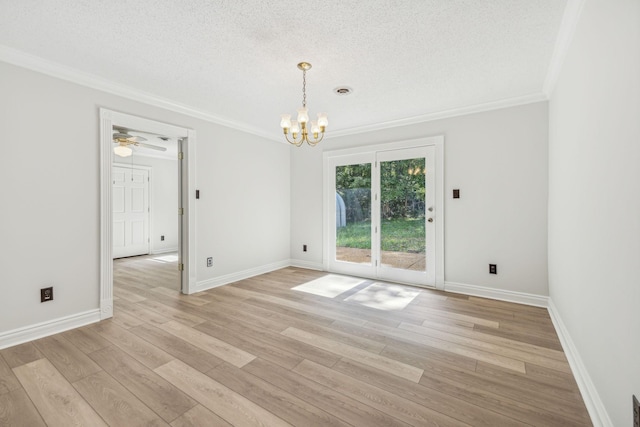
[
  {"xmin": 326, "ymin": 141, "xmax": 441, "ymax": 288},
  {"xmin": 335, "ymin": 163, "xmax": 372, "ymax": 265},
  {"xmin": 379, "ymin": 158, "xmax": 426, "ymax": 271},
  {"xmin": 376, "ymin": 146, "xmax": 434, "ymax": 286}
]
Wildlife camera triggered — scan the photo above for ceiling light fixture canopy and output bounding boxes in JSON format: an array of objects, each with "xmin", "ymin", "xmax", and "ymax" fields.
[{"xmin": 280, "ymin": 62, "xmax": 327, "ymax": 147}]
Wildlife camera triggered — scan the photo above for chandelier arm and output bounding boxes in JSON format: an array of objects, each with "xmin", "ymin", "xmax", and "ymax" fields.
[
  {"xmin": 306, "ymin": 131, "xmax": 325, "ymax": 147},
  {"xmin": 284, "ymin": 132, "xmax": 304, "ymax": 147}
]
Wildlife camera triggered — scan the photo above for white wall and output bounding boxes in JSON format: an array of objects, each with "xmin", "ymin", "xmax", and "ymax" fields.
[
  {"xmin": 548, "ymin": 0, "xmax": 640, "ymax": 425},
  {"xmin": 195, "ymin": 122, "xmax": 291, "ymax": 281},
  {"xmin": 291, "ymin": 102, "xmax": 549, "ymax": 297},
  {"xmin": 114, "ymin": 156, "xmax": 179, "ymax": 254},
  {"xmin": 0, "ymin": 61, "xmax": 290, "ymax": 336}
]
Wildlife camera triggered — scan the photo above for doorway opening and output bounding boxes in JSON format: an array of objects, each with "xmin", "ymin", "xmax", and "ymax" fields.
[
  {"xmin": 112, "ymin": 136, "xmax": 180, "ymax": 292},
  {"xmin": 323, "ymin": 136, "xmax": 444, "ymax": 289},
  {"xmin": 99, "ymin": 109, "xmax": 196, "ymax": 320}
]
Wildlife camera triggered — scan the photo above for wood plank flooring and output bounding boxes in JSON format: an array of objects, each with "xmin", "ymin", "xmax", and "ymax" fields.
[{"xmin": 0, "ymin": 256, "xmax": 592, "ymax": 426}]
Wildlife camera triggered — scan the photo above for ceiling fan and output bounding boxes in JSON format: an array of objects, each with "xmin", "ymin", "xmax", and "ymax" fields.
[{"xmin": 112, "ymin": 128, "xmax": 167, "ymax": 157}]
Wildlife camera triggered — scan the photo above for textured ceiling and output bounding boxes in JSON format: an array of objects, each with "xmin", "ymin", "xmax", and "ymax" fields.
[{"xmin": 0, "ymin": 0, "xmax": 567, "ymax": 140}]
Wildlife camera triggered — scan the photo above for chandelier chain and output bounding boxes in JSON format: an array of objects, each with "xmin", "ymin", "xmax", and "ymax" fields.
[{"xmin": 302, "ymin": 69, "xmax": 307, "ymax": 108}]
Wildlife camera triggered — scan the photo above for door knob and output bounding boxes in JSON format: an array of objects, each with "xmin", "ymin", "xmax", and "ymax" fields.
[{"xmin": 428, "ymin": 218, "xmax": 433, "ymax": 222}]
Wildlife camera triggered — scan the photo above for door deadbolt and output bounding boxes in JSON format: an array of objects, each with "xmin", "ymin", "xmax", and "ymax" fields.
[{"xmin": 428, "ymin": 207, "xmax": 434, "ymax": 212}]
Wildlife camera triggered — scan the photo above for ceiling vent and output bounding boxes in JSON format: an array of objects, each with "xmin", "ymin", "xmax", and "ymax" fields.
[{"xmin": 334, "ymin": 86, "xmax": 353, "ymax": 96}]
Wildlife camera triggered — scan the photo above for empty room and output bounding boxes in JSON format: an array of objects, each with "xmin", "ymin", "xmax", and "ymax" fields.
[{"xmin": 0, "ymin": 1, "xmax": 638, "ymax": 426}]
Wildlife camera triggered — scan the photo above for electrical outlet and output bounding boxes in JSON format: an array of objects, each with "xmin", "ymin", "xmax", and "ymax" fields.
[
  {"xmin": 303, "ymin": 244, "xmax": 307, "ymax": 252},
  {"xmin": 40, "ymin": 287, "xmax": 53, "ymax": 302},
  {"xmin": 489, "ymin": 264, "xmax": 497, "ymax": 274},
  {"xmin": 160, "ymin": 235, "xmax": 165, "ymax": 241},
  {"xmin": 633, "ymin": 395, "xmax": 639, "ymax": 427},
  {"xmin": 206, "ymin": 257, "xmax": 213, "ymax": 267}
]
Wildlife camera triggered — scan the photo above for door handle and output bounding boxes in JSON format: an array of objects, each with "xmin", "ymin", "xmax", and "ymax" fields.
[{"xmin": 428, "ymin": 218, "xmax": 433, "ymax": 223}]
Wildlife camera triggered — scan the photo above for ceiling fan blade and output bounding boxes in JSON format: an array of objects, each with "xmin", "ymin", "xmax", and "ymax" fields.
[
  {"xmin": 136, "ymin": 142, "xmax": 167, "ymax": 151},
  {"xmin": 113, "ymin": 139, "xmax": 133, "ymax": 147},
  {"xmin": 113, "ymin": 132, "xmax": 147, "ymax": 142}
]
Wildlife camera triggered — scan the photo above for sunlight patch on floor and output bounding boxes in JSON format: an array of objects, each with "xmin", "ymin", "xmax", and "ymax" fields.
[
  {"xmin": 345, "ymin": 282, "xmax": 420, "ymax": 311},
  {"xmin": 291, "ymin": 274, "xmax": 366, "ymax": 298},
  {"xmin": 149, "ymin": 254, "xmax": 179, "ymax": 263}
]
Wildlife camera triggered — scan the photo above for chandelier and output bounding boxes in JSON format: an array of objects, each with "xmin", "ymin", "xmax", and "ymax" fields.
[{"xmin": 280, "ymin": 62, "xmax": 328, "ymax": 147}]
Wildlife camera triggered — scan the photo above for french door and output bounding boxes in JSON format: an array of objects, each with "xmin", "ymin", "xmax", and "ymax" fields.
[{"xmin": 326, "ymin": 142, "xmax": 442, "ymax": 288}]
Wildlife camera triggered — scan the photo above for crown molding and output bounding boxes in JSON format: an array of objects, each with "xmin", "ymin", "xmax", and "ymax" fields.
[
  {"xmin": 0, "ymin": 45, "xmax": 280, "ymax": 142},
  {"xmin": 542, "ymin": 0, "xmax": 587, "ymax": 98},
  {"xmin": 327, "ymin": 93, "xmax": 548, "ymax": 138},
  {"xmin": 1, "ymin": 44, "xmax": 553, "ymax": 143}
]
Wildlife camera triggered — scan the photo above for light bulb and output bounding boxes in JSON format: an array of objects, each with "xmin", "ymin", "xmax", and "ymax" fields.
[
  {"xmin": 297, "ymin": 107, "xmax": 309, "ymax": 123},
  {"xmin": 317, "ymin": 112, "xmax": 328, "ymax": 128},
  {"xmin": 311, "ymin": 120, "xmax": 320, "ymax": 135},
  {"xmin": 280, "ymin": 114, "xmax": 291, "ymax": 129},
  {"xmin": 290, "ymin": 121, "xmax": 300, "ymax": 134},
  {"xmin": 114, "ymin": 145, "xmax": 133, "ymax": 157}
]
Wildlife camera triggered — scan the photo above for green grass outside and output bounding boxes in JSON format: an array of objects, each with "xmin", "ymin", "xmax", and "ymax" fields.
[{"xmin": 336, "ymin": 218, "xmax": 425, "ymax": 253}]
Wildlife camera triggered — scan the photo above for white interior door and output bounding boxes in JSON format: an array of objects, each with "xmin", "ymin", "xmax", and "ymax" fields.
[
  {"xmin": 326, "ymin": 142, "xmax": 442, "ymax": 288},
  {"xmin": 113, "ymin": 166, "xmax": 150, "ymax": 258}
]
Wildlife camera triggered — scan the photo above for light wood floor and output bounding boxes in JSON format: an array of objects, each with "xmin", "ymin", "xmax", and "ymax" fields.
[
  {"xmin": 114, "ymin": 252, "xmax": 181, "ymax": 291},
  {"xmin": 0, "ymin": 257, "xmax": 592, "ymax": 426}
]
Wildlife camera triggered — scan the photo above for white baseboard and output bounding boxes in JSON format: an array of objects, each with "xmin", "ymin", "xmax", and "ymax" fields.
[
  {"xmin": 547, "ymin": 299, "xmax": 611, "ymax": 427},
  {"xmin": 0, "ymin": 309, "xmax": 101, "ymax": 350},
  {"xmin": 289, "ymin": 259, "xmax": 325, "ymax": 271},
  {"xmin": 150, "ymin": 247, "xmax": 178, "ymax": 255},
  {"xmin": 194, "ymin": 260, "xmax": 291, "ymax": 293},
  {"xmin": 444, "ymin": 281, "xmax": 549, "ymax": 307}
]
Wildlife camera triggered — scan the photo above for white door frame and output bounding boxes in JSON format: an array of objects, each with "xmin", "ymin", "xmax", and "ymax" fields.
[
  {"xmin": 99, "ymin": 109, "xmax": 197, "ymax": 320},
  {"xmin": 323, "ymin": 136, "xmax": 445, "ymax": 290}
]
